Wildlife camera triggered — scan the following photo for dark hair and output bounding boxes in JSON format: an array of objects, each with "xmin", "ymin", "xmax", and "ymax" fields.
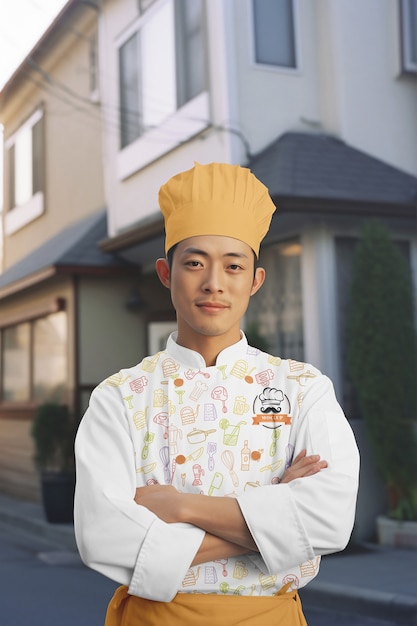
[
  {"xmin": 166, "ymin": 242, "xmax": 257, "ymax": 276},
  {"xmin": 167, "ymin": 244, "xmax": 178, "ymax": 271}
]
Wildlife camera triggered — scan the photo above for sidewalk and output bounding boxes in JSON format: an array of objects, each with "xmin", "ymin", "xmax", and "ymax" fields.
[
  {"xmin": 300, "ymin": 543, "xmax": 417, "ymax": 625},
  {"xmin": 0, "ymin": 492, "xmax": 416, "ymax": 625},
  {"xmin": 0, "ymin": 492, "xmax": 76, "ymax": 552}
]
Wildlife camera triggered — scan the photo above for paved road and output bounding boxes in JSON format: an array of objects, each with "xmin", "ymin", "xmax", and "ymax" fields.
[
  {"xmin": 0, "ymin": 523, "xmax": 116, "ymax": 626},
  {"xmin": 0, "ymin": 523, "xmax": 404, "ymax": 626},
  {"xmin": 304, "ymin": 607, "xmax": 404, "ymax": 626}
]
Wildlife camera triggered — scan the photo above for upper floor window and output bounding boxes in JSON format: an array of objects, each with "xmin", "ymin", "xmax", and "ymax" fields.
[
  {"xmin": 252, "ymin": 0, "xmax": 297, "ymax": 69},
  {"xmin": 89, "ymin": 28, "xmax": 100, "ymax": 102},
  {"xmin": 400, "ymin": 0, "xmax": 417, "ymax": 73},
  {"xmin": 119, "ymin": 0, "xmax": 206, "ymax": 149},
  {"xmin": 4, "ymin": 108, "xmax": 45, "ymax": 235}
]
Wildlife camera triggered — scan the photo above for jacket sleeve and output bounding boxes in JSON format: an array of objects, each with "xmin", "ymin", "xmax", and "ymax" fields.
[
  {"xmin": 74, "ymin": 383, "xmax": 205, "ymax": 602},
  {"xmin": 237, "ymin": 375, "xmax": 360, "ymax": 574}
]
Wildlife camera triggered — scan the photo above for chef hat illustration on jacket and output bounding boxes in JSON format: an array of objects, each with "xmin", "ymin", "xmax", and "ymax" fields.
[
  {"xmin": 158, "ymin": 162, "xmax": 276, "ymax": 257},
  {"xmin": 259, "ymin": 387, "xmax": 284, "ymax": 412}
]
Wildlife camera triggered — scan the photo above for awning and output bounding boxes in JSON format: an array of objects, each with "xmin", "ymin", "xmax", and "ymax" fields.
[{"xmin": 0, "ymin": 211, "xmax": 136, "ymax": 299}]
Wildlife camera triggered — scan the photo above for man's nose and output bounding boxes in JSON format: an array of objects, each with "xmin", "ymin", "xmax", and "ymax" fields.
[{"xmin": 202, "ymin": 266, "xmax": 224, "ymax": 292}]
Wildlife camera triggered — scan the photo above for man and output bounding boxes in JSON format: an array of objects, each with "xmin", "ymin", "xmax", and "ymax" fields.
[{"xmin": 74, "ymin": 162, "xmax": 359, "ymax": 626}]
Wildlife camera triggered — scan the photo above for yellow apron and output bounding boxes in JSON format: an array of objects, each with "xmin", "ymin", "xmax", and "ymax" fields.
[{"xmin": 104, "ymin": 583, "xmax": 308, "ymax": 626}]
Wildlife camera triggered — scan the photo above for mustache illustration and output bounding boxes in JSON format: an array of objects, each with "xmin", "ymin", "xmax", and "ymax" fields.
[{"xmin": 260, "ymin": 406, "xmax": 282, "ymax": 414}]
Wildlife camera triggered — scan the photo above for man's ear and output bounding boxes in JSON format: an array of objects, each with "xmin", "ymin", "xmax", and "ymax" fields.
[
  {"xmin": 155, "ymin": 258, "xmax": 170, "ymax": 288},
  {"xmin": 250, "ymin": 267, "xmax": 266, "ymax": 297}
]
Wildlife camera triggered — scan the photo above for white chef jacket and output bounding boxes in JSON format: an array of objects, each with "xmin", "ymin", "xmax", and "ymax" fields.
[{"xmin": 74, "ymin": 332, "xmax": 359, "ymax": 602}]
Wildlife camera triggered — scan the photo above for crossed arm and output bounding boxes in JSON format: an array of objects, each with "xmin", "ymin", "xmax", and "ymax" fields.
[{"xmin": 134, "ymin": 449, "xmax": 327, "ymax": 565}]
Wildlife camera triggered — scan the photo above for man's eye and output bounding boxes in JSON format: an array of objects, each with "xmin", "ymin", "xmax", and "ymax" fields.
[
  {"xmin": 229, "ymin": 264, "xmax": 242, "ymax": 271},
  {"xmin": 186, "ymin": 260, "xmax": 202, "ymax": 267}
]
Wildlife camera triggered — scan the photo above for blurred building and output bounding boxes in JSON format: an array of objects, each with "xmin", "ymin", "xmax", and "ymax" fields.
[
  {"xmin": 95, "ymin": 0, "xmax": 417, "ymax": 540},
  {"xmin": 0, "ymin": 1, "xmax": 144, "ymax": 501},
  {"xmin": 0, "ymin": 0, "xmax": 416, "ymax": 538}
]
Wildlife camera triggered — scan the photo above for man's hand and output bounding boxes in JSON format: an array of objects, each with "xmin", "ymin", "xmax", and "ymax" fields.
[
  {"xmin": 134, "ymin": 484, "xmax": 184, "ymax": 523},
  {"xmin": 134, "ymin": 448, "xmax": 328, "ymax": 516},
  {"xmin": 280, "ymin": 449, "xmax": 327, "ymax": 483},
  {"xmin": 133, "ymin": 449, "xmax": 327, "ymax": 563},
  {"xmin": 135, "ymin": 484, "xmax": 257, "ymax": 558}
]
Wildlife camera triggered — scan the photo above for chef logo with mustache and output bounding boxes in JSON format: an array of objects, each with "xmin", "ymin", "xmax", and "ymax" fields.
[{"xmin": 252, "ymin": 388, "xmax": 292, "ymax": 427}]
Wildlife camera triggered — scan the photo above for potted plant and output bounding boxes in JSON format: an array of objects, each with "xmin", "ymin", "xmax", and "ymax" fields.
[
  {"xmin": 346, "ymin": 220, "xmax": 417, "ymax": 546},
  {"xmin": 31, "ymin": 402, "xmax": 77, "ymax": 524}
]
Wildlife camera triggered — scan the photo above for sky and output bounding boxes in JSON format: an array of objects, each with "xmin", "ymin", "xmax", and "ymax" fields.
[{"xmin": 0, "ymin": 0, "xmax": 68, "ymax": 90}]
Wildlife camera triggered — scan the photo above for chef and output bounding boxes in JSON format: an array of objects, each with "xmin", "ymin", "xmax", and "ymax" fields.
[{"xmin": 74, "ymin": 162, "xmax": 359, "ymax": 626}]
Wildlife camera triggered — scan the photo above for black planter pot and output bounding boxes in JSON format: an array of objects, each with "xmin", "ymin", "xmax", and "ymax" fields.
[{"xmin": 40, "ymin": 470, "xmax": 75, "ymax": 524}]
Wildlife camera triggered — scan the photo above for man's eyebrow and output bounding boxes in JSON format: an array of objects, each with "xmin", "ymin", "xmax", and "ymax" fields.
[
  {"xmin": 182, "ymin": 247, "xmax": 209, "ymax": 256},
  {"xmin": 182, "ymin": 247, "xmax": 249, "ymax": 259}
]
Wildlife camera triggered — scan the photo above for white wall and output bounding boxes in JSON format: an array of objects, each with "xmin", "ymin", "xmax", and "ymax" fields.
[
  {"xmin": 99, "ymin": 0, "xmax": 236, "ymax": 239},
  {"xmin": 78, "ymin": 276, "xmax": 146, "ymax": 384},
  {"xmin": 232, "ymin": 0, "xmax": 321, "ymax": 156},
  {"xmin": 100, "ymin": 0, "xmax": 417, "ymax": 239},
  {"xmin": 317, "ymin": 0, "xmax": 417, "ymax": 176}
]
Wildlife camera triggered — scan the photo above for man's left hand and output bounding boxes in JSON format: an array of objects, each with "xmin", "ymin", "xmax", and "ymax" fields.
[{"xmin": 134, "ymin": 484, "xmax": 183, "ymax": 523}]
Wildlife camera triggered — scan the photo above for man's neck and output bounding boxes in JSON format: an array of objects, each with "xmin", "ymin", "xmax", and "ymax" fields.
[{"xmin": 175, "ymin": 331, "xmax": 242, "ymax": 367}]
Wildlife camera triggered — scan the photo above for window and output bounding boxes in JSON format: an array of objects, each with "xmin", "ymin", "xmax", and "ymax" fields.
[
  {"xmin": 1, "ymin": 312, "xmax": 67, "ymax": 405},
  {"xmin": 400, "ymin": 0, "xmax": 417, "ymax": 73},
  {"xmin": 119, "ymin": 0, "xmax": 206, "ymax": 149},
  {"xmin": 252, "ymin": 0, "xmax": 297, "ymax": 69},
  {"xmin": 245, "ymin": 240, "xmax": 304, "ymax": 360},
  {"xmin": 3, "ymin": 324, "xmax": 31, "ymax": 402},
  {"xmin": 119, "ymin": 34, "xmax": 141, "ymax": 147},
  {"xmin": 33, "ymin": 312, "xmax": 67, "ymax": 402},
  {"xmin": 89, "ymin": 29, "xmax": 100, "ymax": 101},
  {"xmin": 5, "ymin": 108, "xmax": 45, "ymax": 235}
]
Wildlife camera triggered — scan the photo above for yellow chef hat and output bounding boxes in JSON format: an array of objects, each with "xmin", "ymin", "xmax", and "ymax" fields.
[{"xmin": 158, "ymin": 162, "xmax": 276, "ymax": 258}]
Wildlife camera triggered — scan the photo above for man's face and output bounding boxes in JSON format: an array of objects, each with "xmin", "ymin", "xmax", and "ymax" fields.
[{"xmin": 156, "ymin": 235, "xmax": 265, "ymax": 349}]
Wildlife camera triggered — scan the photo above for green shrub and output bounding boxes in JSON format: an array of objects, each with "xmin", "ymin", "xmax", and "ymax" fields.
[
  {"xmin": 347, "ymin": 220, "xmax": 417, "ymax": 520},
  {"xmin": 31, "ymin": 403, "xmax": 76, "ymax": 472}
]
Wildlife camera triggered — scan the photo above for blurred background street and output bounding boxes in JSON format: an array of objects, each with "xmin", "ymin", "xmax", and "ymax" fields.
[{"xmin": 0, "ymin": 1, "xmax": 416, "ymax": 624}]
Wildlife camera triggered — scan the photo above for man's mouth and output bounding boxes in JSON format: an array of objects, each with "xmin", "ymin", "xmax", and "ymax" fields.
[{"xmin": 196, "ymin": 301, "xmax": 229, "ymax": 312}]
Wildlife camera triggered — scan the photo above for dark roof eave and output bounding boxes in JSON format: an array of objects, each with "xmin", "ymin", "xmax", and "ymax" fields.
[
  {"xmin": 274, "ymin": 195, "xmax": 417, "ymax": 219},
  {"xmin": 0, "ymin": 263, "xmax": 137, "ymax": 301},
  {"xmin": 98, "ymin": 195, "xmax": 417, "ymax": 257},
  {"xmin": 99, "ymin": 215, "xmax": 165, "ymax": 253},
  {"xmin": 55, "ymin": 264, "xmax": 138, "ymax": 276}
]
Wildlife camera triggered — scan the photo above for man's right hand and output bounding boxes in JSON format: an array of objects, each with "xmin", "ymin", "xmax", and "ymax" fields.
[{"xmin": 280, "ymin": 449, "xmax": 328, "ymax": 483}]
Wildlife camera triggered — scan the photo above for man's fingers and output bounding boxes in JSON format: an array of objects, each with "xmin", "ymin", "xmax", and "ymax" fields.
[
  {"xmin": 302, "ymin": 460, "xmax": 328, "ymax": 477},
  {"xmin": 280, "ymin": 454, "xmax": 328, "ymax": 483},
  {"xmin": 292, "ymin": 453, "xmax": 321, "ymax": 469},
  {"xmin": 291, "ymin": 449, "xmax": 307, "ymax": 464}
]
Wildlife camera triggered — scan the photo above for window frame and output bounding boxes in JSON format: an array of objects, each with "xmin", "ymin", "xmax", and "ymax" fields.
[
  {"xmin": 116, "ymin": 0, "xmax": 209, "ymax": 179},
  {"xmin": 400, "ymin": 0, "xmax": 417, "ymax": 74},
  {"xmin": 0, "ymin": 300, "xmax": 67, "ymax": 409},
  {"xmin": 4, "ymin": 107, "xmax": 45, "ymax": 235},
  {"xmin": 249, "ymin": 0, "xmax": 301, "ymax": 74}
]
